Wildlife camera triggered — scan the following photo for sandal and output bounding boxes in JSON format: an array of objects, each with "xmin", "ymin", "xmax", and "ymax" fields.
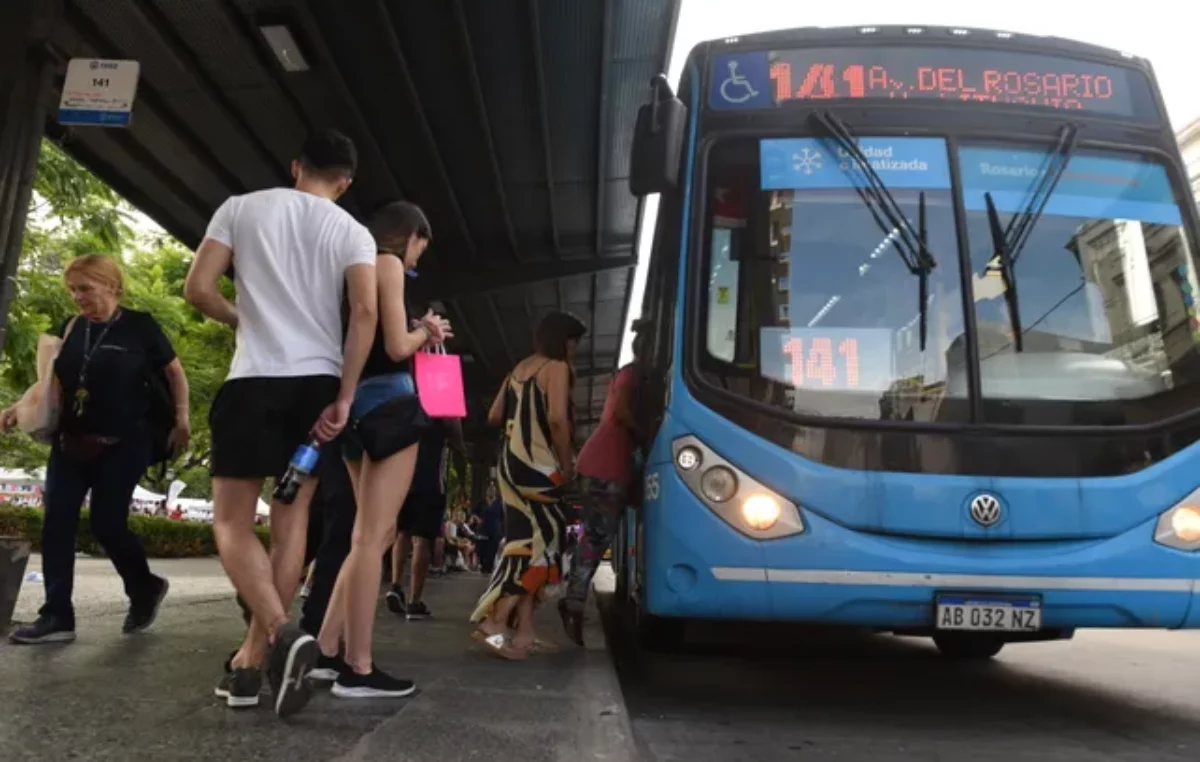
[
  {"xmin": 529, "ymin": 638, "xmax": 562, "ymax": 655},
  {"xmin": 481, "ymin": 632, "xmax": 528, "ymax": 661}
]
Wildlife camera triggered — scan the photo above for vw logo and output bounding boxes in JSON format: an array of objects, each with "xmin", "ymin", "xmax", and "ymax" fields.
[{"xmin": 968, "ymin": 493, "xmax": 1002, "ymax": 527}]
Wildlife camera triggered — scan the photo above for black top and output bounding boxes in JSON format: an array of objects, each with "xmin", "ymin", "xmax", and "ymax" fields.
[
  {"xmin": 411, "ymin": 424, "xmax": 448, "ymax": 495},
  {"xmin": 53, "ymin": 308, "xmax": 176, "ymax": 437},
  {"xmin": 361, "ymin": 256, "xmax": 422, "ymax": 381}
]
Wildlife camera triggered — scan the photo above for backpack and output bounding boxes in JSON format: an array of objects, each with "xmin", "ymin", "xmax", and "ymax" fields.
[{"xmin": 144, "ymin": 367, "xmax": 176, "ymax": 478}]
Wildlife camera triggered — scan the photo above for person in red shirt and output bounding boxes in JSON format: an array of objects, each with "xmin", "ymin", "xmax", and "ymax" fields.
[{"xmin": 557, "ymin": 320, "xmax": 649, "ymax": 645}]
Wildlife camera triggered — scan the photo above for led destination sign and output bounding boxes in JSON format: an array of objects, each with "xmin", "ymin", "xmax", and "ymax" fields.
[{"xmin": 709, "ymin": 46, "xmax": 1154, "ymax": 120}]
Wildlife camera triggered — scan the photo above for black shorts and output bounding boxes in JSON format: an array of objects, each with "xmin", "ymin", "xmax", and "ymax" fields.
[
  {"xmin": 209, "ymin": 375, "xmax": 339, "ymax": 480},
  {"xmin": 398, "ymin": 439, "xmax": 447, "ymax": 541},
  {"xmin": 341, "ymin": 396, "xmax": 429, "ymax": 463},
  {"xmin": 399, "ymin": 486, "xmax": 446, "ymax": 541}
]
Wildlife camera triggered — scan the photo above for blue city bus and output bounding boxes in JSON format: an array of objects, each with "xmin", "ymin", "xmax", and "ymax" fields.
[{"xmin": 615, "ymin": 25, "xmax": 1200, "ymax": 657}]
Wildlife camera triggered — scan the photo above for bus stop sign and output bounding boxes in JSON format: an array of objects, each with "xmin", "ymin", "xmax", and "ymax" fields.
[{"xmin": 58, "ymin": 58, "xmax": 140, "ymax": 127}]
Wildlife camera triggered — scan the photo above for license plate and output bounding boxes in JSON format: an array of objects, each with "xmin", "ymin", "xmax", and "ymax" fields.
[{"xmin": 935, "ymin": 593, "xmax": 1041, "ymax": 632}]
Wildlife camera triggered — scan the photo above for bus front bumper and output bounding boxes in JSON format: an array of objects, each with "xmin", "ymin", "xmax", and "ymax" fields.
[{"xmin": 641, "ymin": 492, "xmax": 1200, "ymax": 631}]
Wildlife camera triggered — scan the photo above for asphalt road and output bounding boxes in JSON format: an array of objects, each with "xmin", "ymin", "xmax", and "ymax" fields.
[{"xmin": 605, "ymin": 612, "xmax": 1200, "ymax": 761}]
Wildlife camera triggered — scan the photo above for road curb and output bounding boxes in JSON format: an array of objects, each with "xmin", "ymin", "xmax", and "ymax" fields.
[{"xmin": 566, "ymin": 586, "xmax": 639, "ymax": 762}]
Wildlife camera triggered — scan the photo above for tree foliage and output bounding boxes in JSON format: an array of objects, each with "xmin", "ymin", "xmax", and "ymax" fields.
[{"xmin": 1, "ymin": 140, "xmax": 233, "ymax": 498}]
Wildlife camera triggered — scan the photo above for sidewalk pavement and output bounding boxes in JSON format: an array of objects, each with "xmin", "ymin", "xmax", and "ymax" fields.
[{"xmin": 0, "ymin": 557, "xmax": 635, "ymax": 762}]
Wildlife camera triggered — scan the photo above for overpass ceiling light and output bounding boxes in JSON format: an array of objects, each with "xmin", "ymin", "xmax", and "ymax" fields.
[{"xmin": 259, "ymin": 24, "xmax": 309, "ymax": 73}]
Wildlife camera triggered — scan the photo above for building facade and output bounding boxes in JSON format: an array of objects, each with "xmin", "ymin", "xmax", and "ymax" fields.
[
  {"xmin": 1181, "ymin": 118, "xmax": 1200, "ymax": 204},
  {"xmin": 0, "ymin": 469, "xmax": 43, "ymax": 508}
]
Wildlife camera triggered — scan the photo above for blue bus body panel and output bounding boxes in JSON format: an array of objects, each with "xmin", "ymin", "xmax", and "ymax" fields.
[
  {"xmin": 665, "ymin": 388, "xmax": 1196, "ymax": 543},
  {"xmin": 636, "ymin": 58, "xmax": 1200, "ymax": 631},
  {"xmin": 639, "ymin": 393, "xmax": 1200, "ymax": 630}
]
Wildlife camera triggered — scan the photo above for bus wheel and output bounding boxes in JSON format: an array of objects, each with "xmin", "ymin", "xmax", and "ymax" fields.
[
  {"xmin": 932, "ymin": 633, "xmax": 1005, "ymax": 660},
  {"xmin": 635, "ymin": 610, "xmax": 685, "ymax": 652}
]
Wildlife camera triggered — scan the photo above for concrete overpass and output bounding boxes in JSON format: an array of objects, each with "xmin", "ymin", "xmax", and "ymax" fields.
[{"xmin": 0, "ymin": 0, "xmax": 681, "ymax": 473}]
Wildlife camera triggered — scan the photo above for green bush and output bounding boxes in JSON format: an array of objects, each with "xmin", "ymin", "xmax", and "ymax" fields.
[{"xmin": 0, "ymin": 503, "xmax": 271, "ymax": 558}]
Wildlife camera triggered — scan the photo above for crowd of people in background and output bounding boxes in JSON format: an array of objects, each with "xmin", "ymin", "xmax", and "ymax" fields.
[{"xmin": 0, "ymin": 127, "xmax": 648, "ymax": 722}]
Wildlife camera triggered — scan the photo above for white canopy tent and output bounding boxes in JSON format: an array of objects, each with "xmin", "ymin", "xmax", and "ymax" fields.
[
  {"xmin": 129, "ymin": 486, "xmax": 268, "ymax": 518},
  {"xmin": 132, "ymin": 485, "xmax": 164, "ymax": 502}
]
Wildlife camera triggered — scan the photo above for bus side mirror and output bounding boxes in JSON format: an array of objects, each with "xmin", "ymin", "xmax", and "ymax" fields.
[{"xmin": 630, "ymin": 75, "xmax": 686, "ymax": 197}]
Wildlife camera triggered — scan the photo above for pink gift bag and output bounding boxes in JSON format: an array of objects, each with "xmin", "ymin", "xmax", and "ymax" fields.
[{"xmin": 414, "ymin": 345, "xmax": 467, "ymax": 419}]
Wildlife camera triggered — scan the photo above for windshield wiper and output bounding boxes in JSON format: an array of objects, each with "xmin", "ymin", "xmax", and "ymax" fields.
[
  {"xmin": 984, "ymin": 192, "xmax": 1023, "ymax": 352},
  {"xmin": 811, "ymin": 111, "xmax": 936, "ymax": 351},
  {"xmin": 980, "ymin": 123, "xmax": 1080, "ymax": 352}
]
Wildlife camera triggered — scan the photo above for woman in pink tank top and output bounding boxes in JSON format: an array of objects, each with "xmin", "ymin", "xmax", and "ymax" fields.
[{"xmin": 558, "ymin": 320, "xmax": 651, "ymax": 645}]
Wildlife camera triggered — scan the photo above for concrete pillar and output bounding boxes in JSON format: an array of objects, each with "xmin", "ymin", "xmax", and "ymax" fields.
[{"xmin": 0, "ymin": 0, "xmax": 61, "ymax": 346}]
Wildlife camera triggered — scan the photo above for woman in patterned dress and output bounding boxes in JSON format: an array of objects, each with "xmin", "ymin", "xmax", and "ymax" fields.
[{"xmin": 470, "ymin": 311, "xmax": 586, "ymax": 659}]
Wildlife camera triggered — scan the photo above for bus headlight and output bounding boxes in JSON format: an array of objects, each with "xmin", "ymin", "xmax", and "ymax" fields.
[
  {"xmin": 742, "ymin": 494, "xmax": 782, "ymax": 530},
  {"xmin": 1155, "ymin": 495, "xmax": 1200, "ymax": 551},
  {"xmin": 700, "ymin": 466, "xmax": 737, "ymax": 503},
  {"xmin": 676, "ymin": 445, "xmax": 702, "ymax": 472},
  {"xmin": 672, "ymin": 435, "xmax": 804, "ymax": 539}
]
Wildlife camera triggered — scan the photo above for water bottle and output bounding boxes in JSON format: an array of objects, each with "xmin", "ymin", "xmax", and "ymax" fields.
[{"xmin": 273, "ymin": 437, "xmax": 321, "ymax": 504}]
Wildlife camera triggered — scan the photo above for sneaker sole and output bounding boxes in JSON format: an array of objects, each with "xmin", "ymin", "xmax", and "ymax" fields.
[
  {"xmin": 405, "ymin": 613, "xmax": 430, "ymax": 621},
  {"xmin": 213, "ymin": 687, "xmax": 261, "ymax": 708},
  {"xmin": 273, "ymin": 634, "xmax": 317, "ymax": 719},
  {"xmin": 308, "ymin": 668, "xmax": 339, "ymax": 683},
  {"xmin": 331, "ymin": 683, "xmax": 417, "ymax": 699},
  {"xmin": 125, "ymin": 578, "xmax": 171, "ymax": 634},
  {"xmin": 9, "ymin": 631, "xmax": 76, "ymax": 645}
]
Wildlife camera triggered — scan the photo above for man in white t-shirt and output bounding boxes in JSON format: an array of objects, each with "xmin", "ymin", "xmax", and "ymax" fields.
[{"xmin": 184, "ymin": 129, "xmax": 378, "ymax": 719}]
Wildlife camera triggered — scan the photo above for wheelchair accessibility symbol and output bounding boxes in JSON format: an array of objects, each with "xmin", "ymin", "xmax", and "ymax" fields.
[{"xmin": 718, "ymin": 59, "xmax": 759, "ymax": 104}]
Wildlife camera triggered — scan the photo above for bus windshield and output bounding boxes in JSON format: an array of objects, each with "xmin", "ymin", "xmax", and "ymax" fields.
[{"xmin": 697, "ymin": 136, "xmax": 1200, "ymax": 427}]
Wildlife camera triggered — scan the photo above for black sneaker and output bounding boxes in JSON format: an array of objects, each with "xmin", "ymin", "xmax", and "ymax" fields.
[
  {"xmin": 405, "ymin": 601, "xmax": 431, "ymax": 621},
  {"xmin": 123, "ymin": 575, "xmax": 170, "ymax": 634},
  {"xmin": 9, "ymin": 615, "xmax": 75, "ymax": 645},
  {"xmin": 214, "ymin": 668, "xmax": 262, "ymax": 709},
  {"xmin": 308, "ymin": 651, "xmax": 345, "ymax": 683},
  {"xmin": 331, "ymin": 666, "xmax": 416, "ymax": 699},
  {"xmin": 384, "ymin": 586, "xmax": 407, "ymax": 616},
  {"xmin": 266, "ymin": 623, "xmax": 318, "ymax": 719}
]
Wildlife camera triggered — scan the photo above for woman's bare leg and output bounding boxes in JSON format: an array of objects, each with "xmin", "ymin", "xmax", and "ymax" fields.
[
  {"xmin": 340, "ymin": 445, "xmax": 419, "ymax": 674},
  {"xmin": 511, "ymin": 594, "xmax": 536, "ymax": 649},
  {"xmin": 479, "ymin": 593, "xmax": 520, "ymax": 636}
]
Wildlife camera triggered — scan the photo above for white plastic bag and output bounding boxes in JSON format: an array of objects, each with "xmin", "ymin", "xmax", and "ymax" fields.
[{"xmin": 15, "ymin": 332, "xmax": 66, "ymax": 443}]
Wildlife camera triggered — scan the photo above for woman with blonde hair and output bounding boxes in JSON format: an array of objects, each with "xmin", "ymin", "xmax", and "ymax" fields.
[{"xmin": 1, "ymin": 254, "xmax": 190, "ymax": 644}]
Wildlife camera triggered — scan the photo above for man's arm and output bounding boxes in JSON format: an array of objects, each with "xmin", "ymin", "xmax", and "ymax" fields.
[
  {"xmin": 447, "ymin": 418, "xmax": 467, "ymax": 457},
  {"xmin": 447, "ymin": 418, "xmax": 468, "ymax": 480},
  {"xmin": 339, "ymin": 262, "xmax": 378, "ymax": 403},
  {"xmin": 184, "ymin": 239, "xmax": 238, "ymax": 327},
  {"xmin": 487, "ymin": 380, "xmax": 507, "ymax": 426}
]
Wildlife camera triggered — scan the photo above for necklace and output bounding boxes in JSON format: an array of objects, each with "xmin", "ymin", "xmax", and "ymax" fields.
[{"xmin": 73, "ymin": 309, "xmax": 122, "ymax": 416}]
